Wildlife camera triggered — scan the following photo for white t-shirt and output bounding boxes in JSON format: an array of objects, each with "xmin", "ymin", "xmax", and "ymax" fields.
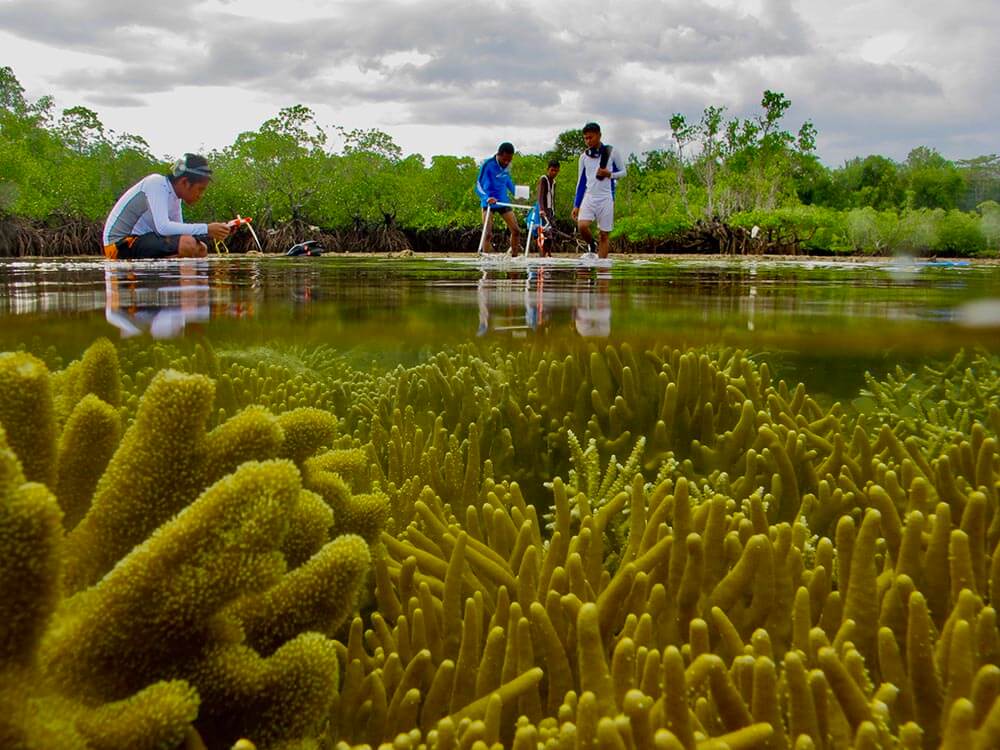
[{"xmin": 574, "ymin": 145, "xmax": 627, "ymax": 206}]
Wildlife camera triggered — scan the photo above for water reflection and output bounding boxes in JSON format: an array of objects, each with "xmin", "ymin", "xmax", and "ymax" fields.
[
  {"xmin": 573, "ymin": 268, "xmax": 612, "ymax": 338},
  {"xmin": 103, "ymin": 261, "xmax": 255, "ymax": 339},
  {"xmin": 0, "ymin": 257, "xmax": 996, "ymax": 354},
  {"xmin": 475, "ymin": 266, "xmax": 613, "ymax": 338}
]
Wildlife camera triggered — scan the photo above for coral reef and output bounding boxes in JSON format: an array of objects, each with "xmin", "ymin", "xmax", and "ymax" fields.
[
  {"xmin": 0, "ymin": 344, "xmax": 381, "ymax": 749},
  {"xmin": 2, "ymin": 337, "xmax": 1000, "ymax": 749}
]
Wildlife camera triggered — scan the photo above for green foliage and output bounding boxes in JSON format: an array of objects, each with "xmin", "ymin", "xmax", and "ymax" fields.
[
  {"xmin": 957, "ymin": 154, "xmax": 1000, "ymax": 209},
  {"xmin": 834, "ymin": 206, "xmax": 991, "ymax": 256},
  {"xmin": 979, "ymin": 200, "xmax": 1000, "ymax": 251},
  {"xmin": 0, "ymin": 68, "xmax": 156, "ymax": 221},
  {"xmin": 905, "ymin": 146, "xmax": 966, "ymax": 210},
  {"xmin": 932, "ymin": 208, "xmax": 986, "ymax": 255},
  {"xmin": 546, "ymin": 129, "xmax": 585, "ymax": 163},
  {"xmin": 730, "ymin": 205, "xmax": 849, "ymax": 253},
  {"xmin": 202, "ymin": 105, "xmax": 332, "ymax": 225},
  {"xmin": 665, "ymin": 90, "xmax": 818, "ymax": 218},
  {"xmin": 2, "ymin": 62, "xmax": 1000, "ymax": 256},
  {"xmin": 831, "ymin": 155, "xmax": 906, "ymax": 211},
  {"xmin": 613, "ymin": 207, "xmax": 694, "ymax": 244}
]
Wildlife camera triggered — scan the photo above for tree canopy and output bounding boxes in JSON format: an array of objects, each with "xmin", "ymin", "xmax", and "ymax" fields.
[{"xmin": 0, "ymin": 65, "xmax": 997, "ymax": 256}]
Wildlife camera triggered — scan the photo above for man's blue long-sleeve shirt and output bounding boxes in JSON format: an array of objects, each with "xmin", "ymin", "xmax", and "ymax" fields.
[{"xmin": 475, "ymin": 156, "xmax": 515, "ymax": 208}]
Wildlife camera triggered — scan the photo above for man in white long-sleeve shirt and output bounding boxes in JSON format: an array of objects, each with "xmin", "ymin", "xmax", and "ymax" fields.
[
  {"xmin": 102, "ymin": 153, "xmax": 231, "ymax": 260},
  {"xmin": 571, "ymin": 122, "xmax": 626, "ymax": 259}
]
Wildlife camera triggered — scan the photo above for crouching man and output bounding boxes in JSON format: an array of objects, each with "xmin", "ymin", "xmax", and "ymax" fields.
[{"xmin": 102, "ymin": 153, "xmax": 231, "ymax": 260}]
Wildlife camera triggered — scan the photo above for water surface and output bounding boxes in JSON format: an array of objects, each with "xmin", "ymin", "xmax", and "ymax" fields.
[{"xmin": 2, "ymin": 255, "xmax": 998, "ymax": 397}]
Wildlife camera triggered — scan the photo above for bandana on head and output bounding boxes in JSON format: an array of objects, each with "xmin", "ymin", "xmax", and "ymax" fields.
[{"xmin": 172, "ymin": 155, "xmax": 212, "ymax": 178}]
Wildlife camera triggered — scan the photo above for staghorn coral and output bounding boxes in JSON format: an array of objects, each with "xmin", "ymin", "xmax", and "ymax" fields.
[
  {"xmin": 5, "ymin": 336, "xmax": 1000, "ymax": 748},
  {"xmin": 0, "ymin": 352, "xmax": 58, "ymax": 488},
  {"xmin": 0, "ymin": 424, "xmax": 201, "ymax": 750},
  {"xmin": 859, "ymin": 349, "xmax": 1000, "ymax": 456},
  {"xmin": 0, "ymin": 343, "xmax": 386, "ymax": 750},
  {"xmin": 321, "ymin": 341, "xmax": 1000, "ymax": 749}
]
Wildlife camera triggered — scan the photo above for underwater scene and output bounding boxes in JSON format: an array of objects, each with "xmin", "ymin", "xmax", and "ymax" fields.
[{"xmin": 1, "ymin": 254, "xmax": 1000, "ymax": 750}]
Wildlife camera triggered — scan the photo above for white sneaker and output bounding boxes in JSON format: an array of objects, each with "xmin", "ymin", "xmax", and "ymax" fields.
[{"xmin": 579, "ymin": 251, "xmax": 599, "ymax": 262}]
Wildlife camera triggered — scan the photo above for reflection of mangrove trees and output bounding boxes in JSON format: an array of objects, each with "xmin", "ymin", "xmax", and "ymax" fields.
[{"xmin": 2, "ymin": 65, "xmax": 999, "ymax": 257}]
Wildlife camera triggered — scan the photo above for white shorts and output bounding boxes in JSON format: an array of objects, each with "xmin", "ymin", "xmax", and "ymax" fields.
[{"xmin": 578, "ymin": 195, "xmax": 614, "ymax": 232}]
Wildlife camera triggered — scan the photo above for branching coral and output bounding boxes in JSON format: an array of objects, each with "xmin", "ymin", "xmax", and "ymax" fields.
[
  {"xmin": 859, "ymin": 350, "xmax": 1000, "ymax": 456},
  {"xmin": 0, "ymin": 343, "xmax": 385, "ymax": 750},
  {"xmin": 4, "ymin": 336, "xmax": 1000, "ymax": 749},
  {"xmin": 0, "ymin": 424, "xmax": 200, "ymax": 750}
]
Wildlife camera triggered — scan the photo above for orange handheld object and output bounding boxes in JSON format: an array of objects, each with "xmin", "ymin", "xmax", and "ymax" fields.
[{"xmin": 226, "ymin": 215, "xmax": 253, "ymax": 230}]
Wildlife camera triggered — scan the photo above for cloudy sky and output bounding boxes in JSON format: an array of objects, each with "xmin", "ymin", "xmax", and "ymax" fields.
[{"xmin": 1, "ymin": 0, "xmax": 996, "ymax": 166}]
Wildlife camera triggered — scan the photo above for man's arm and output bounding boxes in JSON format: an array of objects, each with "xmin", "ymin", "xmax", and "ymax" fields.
[
  {"xmin": 145, "ymin": 177, "xmax": 208, "ymax": 237},
  {"xmin": 474, "ymin": 159, "xmax": 490, "ymax": 203},
  {"xmin": 609, "ymin": 147, "xmax": 627, "ymax": 181}
]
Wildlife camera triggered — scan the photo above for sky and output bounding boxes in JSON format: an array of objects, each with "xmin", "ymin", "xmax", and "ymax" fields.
[{"xmin": 1, "ymin": 0, "xmax": 996, "ymax": 167}]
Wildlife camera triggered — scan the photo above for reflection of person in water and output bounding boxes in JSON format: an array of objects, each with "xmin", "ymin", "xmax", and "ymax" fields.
[
  {"xmin": 573, "ymin": 268, "xmax": 612, "ymax": 338},
  {"xmin": 104, "ymin": 262, "xmax": 210, "ymax": 339},
  {"xmin": 524, "ymin": 267, "xmax": 550, "ymax": 332},
  {"xmin": 477, "ymin": 268, "xmax": 550, "ymax": 336}
]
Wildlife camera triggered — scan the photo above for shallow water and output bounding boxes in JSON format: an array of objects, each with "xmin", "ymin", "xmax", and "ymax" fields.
[{"xmin": 1, "ymin": 255, "xmax": 998, "ymax": 397}]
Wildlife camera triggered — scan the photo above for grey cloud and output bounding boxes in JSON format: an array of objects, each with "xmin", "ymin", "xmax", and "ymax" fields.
[
  {"xmin": 59, "ymin": 66, "xmax": 181, "ymax": 95},
  {"xmin": 0, "ymin": 0, "xmax": 201, "ymax": 53},
  {"xmin": 798, "ymin": 57, "xmax": 942, "ymax": 100},
  {"xmin": 3, "ymin": 0, "xmax": 997, "ymax": 165},
  {"xmin": 27, "ymin": 0, "xmax": 813, "ymax": 127},
  {"xmin": 84, "ymin": 92, "xmax": 147, "ymax": 107}
]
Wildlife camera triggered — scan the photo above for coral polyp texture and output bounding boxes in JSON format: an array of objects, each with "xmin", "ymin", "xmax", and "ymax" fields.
[
  {"xmin": 2, "ymin": 337, "xmax": 1000, "ymax": 749},
  {"xmin": 0, "ymin": 344, "xmax": 377, "ymax": 749}
]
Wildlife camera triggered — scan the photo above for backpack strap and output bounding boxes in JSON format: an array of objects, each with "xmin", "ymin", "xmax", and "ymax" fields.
[{"xmin": 599, "ymin": 145, "xmax": 611, "ymax": 170}]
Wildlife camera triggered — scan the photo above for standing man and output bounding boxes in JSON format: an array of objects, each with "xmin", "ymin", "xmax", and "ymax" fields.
[
  {"xmin": 475, "ymin": 142, "xmax": 521, "ymax": 256},
  {"xmin": 102, "ymin": 153, "xmax": 231, "ymax": 260},
  {"xmin": 529, "ymin": 159, "xmax": 560, "ymax": 257},
  {"xmin": 572, "ymin": 122, "xmax": 627, "ymax": 259}
]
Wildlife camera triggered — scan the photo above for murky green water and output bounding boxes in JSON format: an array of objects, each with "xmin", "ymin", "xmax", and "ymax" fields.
[{"xmin": 2, "ymin": 255, "xmax": 999, "ymax": 398}]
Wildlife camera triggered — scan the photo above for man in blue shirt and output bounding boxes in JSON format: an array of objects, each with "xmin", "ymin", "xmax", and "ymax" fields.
[{"xmin": 475, "ymin": 142, "xmax": 521, "ymax": 255}]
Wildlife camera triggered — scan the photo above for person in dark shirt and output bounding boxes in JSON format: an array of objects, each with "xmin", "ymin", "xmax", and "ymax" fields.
[{"xmin": 533, "ymin": 159, "xmax": 560, "ymax": 257}]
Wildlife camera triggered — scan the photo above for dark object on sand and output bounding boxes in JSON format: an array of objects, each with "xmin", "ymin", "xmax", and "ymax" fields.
[{"xmin": 286, "ymin": 240, "xmax": 324, "ymax": 257}]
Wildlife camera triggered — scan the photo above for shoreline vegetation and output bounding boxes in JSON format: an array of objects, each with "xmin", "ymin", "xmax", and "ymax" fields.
[
  {"xmin": 2, "ymin": 214, "xmax": 999, "ymax": 260},
  {"xmin": 2, "ymin": 66, "xmax": 999, "ymax": 259}
]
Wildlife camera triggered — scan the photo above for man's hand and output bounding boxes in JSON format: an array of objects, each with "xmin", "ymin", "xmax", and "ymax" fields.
[
  {"xmin": 572, "ymin": 207, "xmax": 580, "ymax": 220},
  {"xmin": 207, "ymin": 222, "xmax": 231, "ymax": 241},
  {"xmin": 596, "ymin": 167, "xmax": 612, "ymax": 179},
  {"xmin": 487, "ymin": 197, "xmax": 497, "ymax": 205}
]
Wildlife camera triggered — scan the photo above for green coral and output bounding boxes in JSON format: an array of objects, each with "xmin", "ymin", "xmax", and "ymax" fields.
[
  {"xmin": 0, "ymin": 352, "xmax": 57, "ymax": 487},
  {"xmin": 0, "ymin": 343, "xmax": 383, "ymax": 749},
  {"xmin": 303, "ymin": 448, "xmax": 390, "ymax": 542},
  {"xmin": 54, "ymin": 394, "xmax": 122, "ymax": 530},
  {"xmin": 0, "ymin": 428, "xmax": 62, "ymax": 668},
  {"xmin": 63, "ymin": 369, "xmax": 218, "ymax": 591},
  {"xmin": 0, "ymin": 425, "xmax": 201, "ymax": 750},
  {"xmin": 276, "ymin": 408, "xmax": 339, "ymax": 467},
  {"xmin": 5, "ymin": 336, "xmax": 1000, "ymax": 748},
  {"xmin": 228, "ymin": 533, "xmax": 371, "ymax": 654}
]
